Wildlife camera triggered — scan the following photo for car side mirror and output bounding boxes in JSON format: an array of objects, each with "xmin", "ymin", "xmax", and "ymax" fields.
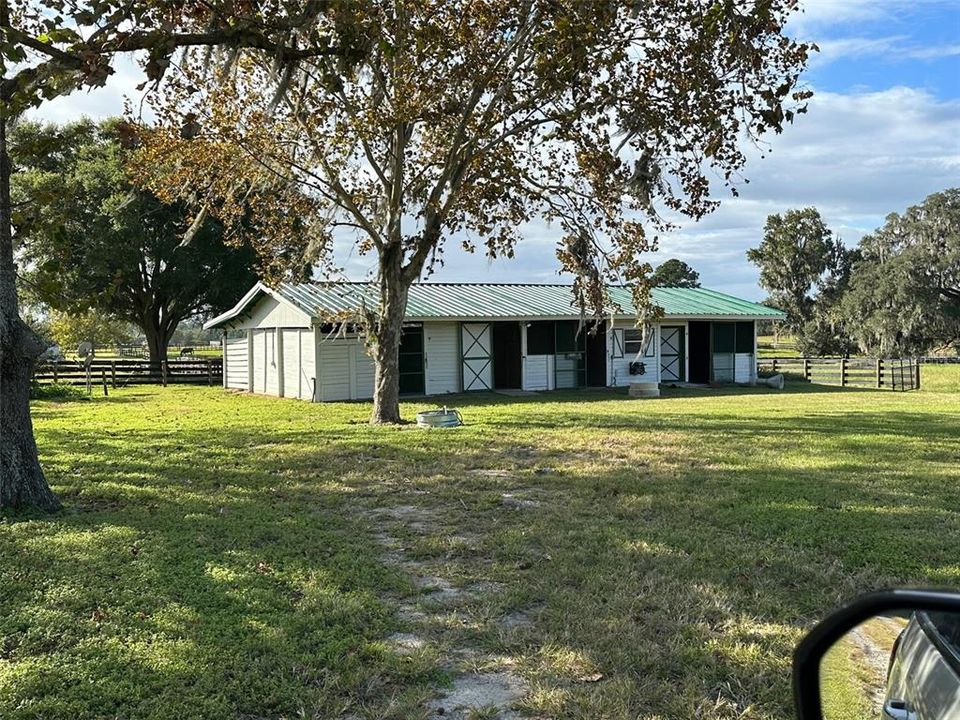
[{"xmin": 793, "ymin": 589, "xmax": 960, "ymax": 720}]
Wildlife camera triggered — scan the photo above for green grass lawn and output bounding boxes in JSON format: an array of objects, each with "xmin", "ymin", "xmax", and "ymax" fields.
[{"xmin": 3, "ymin": 367, "xmax": 959, "ymax": 719}]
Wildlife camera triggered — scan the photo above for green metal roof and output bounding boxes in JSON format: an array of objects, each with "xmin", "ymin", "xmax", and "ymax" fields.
[
  {"xmin": 273, "ymin": 282, "xmax": 784, "ymax": 321},
  {"xmin": 206, "ymin": 282, "xmax": 784, "ymax": 328}
]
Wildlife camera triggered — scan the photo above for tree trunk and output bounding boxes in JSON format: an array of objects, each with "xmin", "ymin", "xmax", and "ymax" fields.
[
  {"xmin": 0, "ymin": 106, "xmax": 60, "ymax": 511},
  {"xmin": 370, "ymin": 245, "xmax": 410, "ymax": 424},
  {"xmin": 143, "ymin": 320, "xmax": 170, "ymax": 365}
]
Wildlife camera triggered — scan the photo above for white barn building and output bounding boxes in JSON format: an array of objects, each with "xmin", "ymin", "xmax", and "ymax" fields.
[{"xmin": 205, "ymin": 282, "xmax": 785, "ymax": 401}]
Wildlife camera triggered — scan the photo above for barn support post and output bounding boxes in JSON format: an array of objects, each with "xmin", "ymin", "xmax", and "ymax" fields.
[{"xmin": 221, "ymin": 331, "xmax": 227, "ymax": 388}]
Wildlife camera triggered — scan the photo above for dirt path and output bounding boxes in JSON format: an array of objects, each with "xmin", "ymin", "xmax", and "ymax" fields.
[
  {"xmin": 364, "ymin": 501, "xmax": 533, "ymax": 719},
  {"xmin": 847, "ymin": 616, "xmax": 905, "ymax": 714}
]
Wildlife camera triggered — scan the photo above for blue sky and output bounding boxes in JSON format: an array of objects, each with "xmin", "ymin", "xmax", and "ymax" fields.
[{"xmin": 30, "ymin": 1, "xmax": 960, "ymax": 300}]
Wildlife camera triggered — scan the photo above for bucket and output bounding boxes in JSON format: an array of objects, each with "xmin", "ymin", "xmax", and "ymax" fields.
[{"xmin": 416, "ymin": 407, "xmax": 463, "ymax": 428}]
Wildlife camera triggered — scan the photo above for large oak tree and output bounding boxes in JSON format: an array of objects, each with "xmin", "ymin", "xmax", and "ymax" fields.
[
  {"xmin": 13, "ymin": 120, "xmax": 261, "ymax": 364},
  {"xmin": 1, "ymin": 1, "xmax": 358, "ymax": 510},
  {"xmin": 841, "ymin": 189, "xmax": 960, "ymax": 356},
  {"xmin": 134, "ymin": 0, "xmax": 814, "ymax": 424}
]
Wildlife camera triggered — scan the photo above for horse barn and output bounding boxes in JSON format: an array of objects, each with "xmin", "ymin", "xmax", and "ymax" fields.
[{"xmin": 204, "ymin": 282, "xmax": 785, "ymax": 401}]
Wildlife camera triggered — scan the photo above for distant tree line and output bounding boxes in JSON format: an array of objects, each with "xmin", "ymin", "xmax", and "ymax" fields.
[{"xmin": 748, "ymin": 189, "xmax": 960, "ymax": 357}]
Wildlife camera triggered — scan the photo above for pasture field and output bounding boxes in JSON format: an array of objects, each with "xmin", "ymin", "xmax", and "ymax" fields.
[{"xmin": 2, "ymin": 366, "xmax": 958, "ymax": 719}]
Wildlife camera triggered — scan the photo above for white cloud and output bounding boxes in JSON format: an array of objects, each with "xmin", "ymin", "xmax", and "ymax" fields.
[
  {"xmin": 426, "ymin": 86, "xmax": 960, "ymax": 299},
  {"xmin": 25, "ymin": 55, "xmax": 148, "ymax": 125},
  {"xmin": 22, "ymin": 59, "xmax": 960, "ymax": 302}
]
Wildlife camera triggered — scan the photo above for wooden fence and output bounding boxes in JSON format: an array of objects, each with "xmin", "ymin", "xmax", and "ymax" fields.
[
  {"xmin": 33, "ymin": 358, "xmax": 223, "ymax": 393},
  {"xmin": 756, "ymin": 357, "xmax": 920, "ymax": 390}
]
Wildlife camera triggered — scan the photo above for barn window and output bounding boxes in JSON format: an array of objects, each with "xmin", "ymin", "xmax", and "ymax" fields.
[
  {"xmin": 623, "ymin": 328, "xmax": 653, "ymax": 357},
  {"xmin": 554, "ymin": 320, "xmax": 583, "ymax": 353},
  {"xmin": 526, "ymin": 321, "xmax": 555, "ymax": 355},
  {"xmin": 735, "ymin": 321, "xmax": 755, "ymax": 353}
]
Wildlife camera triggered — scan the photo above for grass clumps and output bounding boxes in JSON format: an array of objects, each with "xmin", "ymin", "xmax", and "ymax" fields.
[{"xmin": 2, "ymin": 365, "xmax": 958, "ymax": 719}]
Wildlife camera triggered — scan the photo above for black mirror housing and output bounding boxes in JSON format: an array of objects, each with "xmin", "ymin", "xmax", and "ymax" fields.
[{"xmin": 793, "ymin": 589, "xmax": 960, "ymax": 720}]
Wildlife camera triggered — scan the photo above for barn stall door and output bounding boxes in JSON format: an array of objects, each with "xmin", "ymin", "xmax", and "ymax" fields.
[
  {"xmin": 660, "ymin": 325, "xmax": 685, "ymax": 382},
  {"xmin": 461, "ymin": 322, "xmax": 492, "ymax": 391}
]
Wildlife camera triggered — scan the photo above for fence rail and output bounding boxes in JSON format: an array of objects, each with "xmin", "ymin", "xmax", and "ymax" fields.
[
  {"xmin": 33, "ymin": 358, "xmax": 222, "ymax": 392},
  {"xmin": 757, "ymin": 357, "xmax": 920, "ymax": 391}
]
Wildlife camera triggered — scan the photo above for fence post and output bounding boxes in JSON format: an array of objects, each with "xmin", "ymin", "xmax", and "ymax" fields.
[
  {"xmin": 915, "ymin": 359, "xmax": 921, "ymax": 390},
  {"xmin": 111, "ymin": 361, "xmax": 117, "ymax": 388},
  {"xmin": 85, "ymin": 359, "xmax": 92, "ymax": 395},
  {"xmin": 53, "ymin": 362, "xmax": 58, "ymax": 384},
  {"xmin": 772, "ymin": 358, "xmax": 778, "ymax": 374},
  {"xmin": 803, "ymin": 358, "xmax": 810, "ymax": 381},
  {"xmin": 207, "ymin": 359, "xmax": 212, "ymax": 386},
  {"xmin": 101, "ymin": 370, "xmax": 108, "ymax": 396},
  {"xmin": 161, "ymin": 360, "xmax": 168, "ymax": 388},
  {"xmin": 876, "ymin": 358, "xmax": 882, "ymax": 388},
  {"xmin": 840, "ymin": 357, "xmax": 848, "ymax": 387}
]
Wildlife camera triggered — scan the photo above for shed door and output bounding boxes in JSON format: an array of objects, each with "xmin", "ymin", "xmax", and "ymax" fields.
[
  {"xmin": 263, "ymin": 329, "xmax": 279, "ymax": 396},
  {"xmin": 252, "ymin": 330, "xmax": 267, "ymax": 393},
  {"xmin": 282, "ymin": 330, "xmax": 301, "ymax": 398},
  {"xmin": 461, "ymin": 322, "xmax": 492, "ymax": 391},
  {"xmin": 319, "ymin": 344, "xmax": 351, "ymax": 401},
  {"xmin": 660, "ymin": 325, "xmax": 685, "ymax": 382}
]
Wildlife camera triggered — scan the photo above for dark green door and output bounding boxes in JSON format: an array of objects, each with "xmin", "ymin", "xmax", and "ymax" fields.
[{"xmin": 398, "ymin": 325, "xmax": 425, "ymax": 395}]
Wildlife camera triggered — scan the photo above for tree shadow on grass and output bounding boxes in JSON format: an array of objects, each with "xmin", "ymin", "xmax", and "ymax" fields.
[
  {"xmin": 8, "ymin": 387, "xmax": 958, "ymax": 719},
  {"xmin": 0, "ymin": 421, "xmax": 484, "ymax": 719}
]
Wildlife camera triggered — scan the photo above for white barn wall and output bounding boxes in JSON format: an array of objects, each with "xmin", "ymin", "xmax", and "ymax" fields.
[
  {"xmin": 281, "ymin": 329, "xmax": 301, "ymax": 398},
  {"xmin": 734, "ymin": 353, "xmax": 754, "ymax": 384},
  {"xmin": 224, "ymin": 337, "xmax": 249, "ymax": 389},
  {"xmin": 252, "ymin": 330, "xmax": 266, "ymax": 393},
  {"xmin": 425, "ymin": 322, "xmax": 460, "ymax": 395},
  {"xmin": 608, "ymin": 321, "xmax": 659, "ymax": 386},
  {"xmin": 230, "ymin": 295, "xmax": 311, "ymax": 330},
  {"xmin": 355, "ymin": 343, "xmax": 376, "ymax": 399},
  {"xmin": 318, "ymin": 342, "xmax": 351, "ymax": 401}
]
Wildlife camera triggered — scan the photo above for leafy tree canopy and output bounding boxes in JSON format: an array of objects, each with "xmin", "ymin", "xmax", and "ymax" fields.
[
  {"xmin": 840, "ymin": 189, "xmax": 960, "ymax": 356},
  {"xmin": 651, "ymin": 258, "xmax": 700, "ymax": 288},
  {"xmin": 12, "ymin": 119, "xmax": 260, "ymax": 362},
  {"xmin": 131, "ymin": 0, "xmax": 813, "ymax": 422},
  {"xmin": 747, "ymin": 207, "xmax": 853, "ymax": 342}
]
